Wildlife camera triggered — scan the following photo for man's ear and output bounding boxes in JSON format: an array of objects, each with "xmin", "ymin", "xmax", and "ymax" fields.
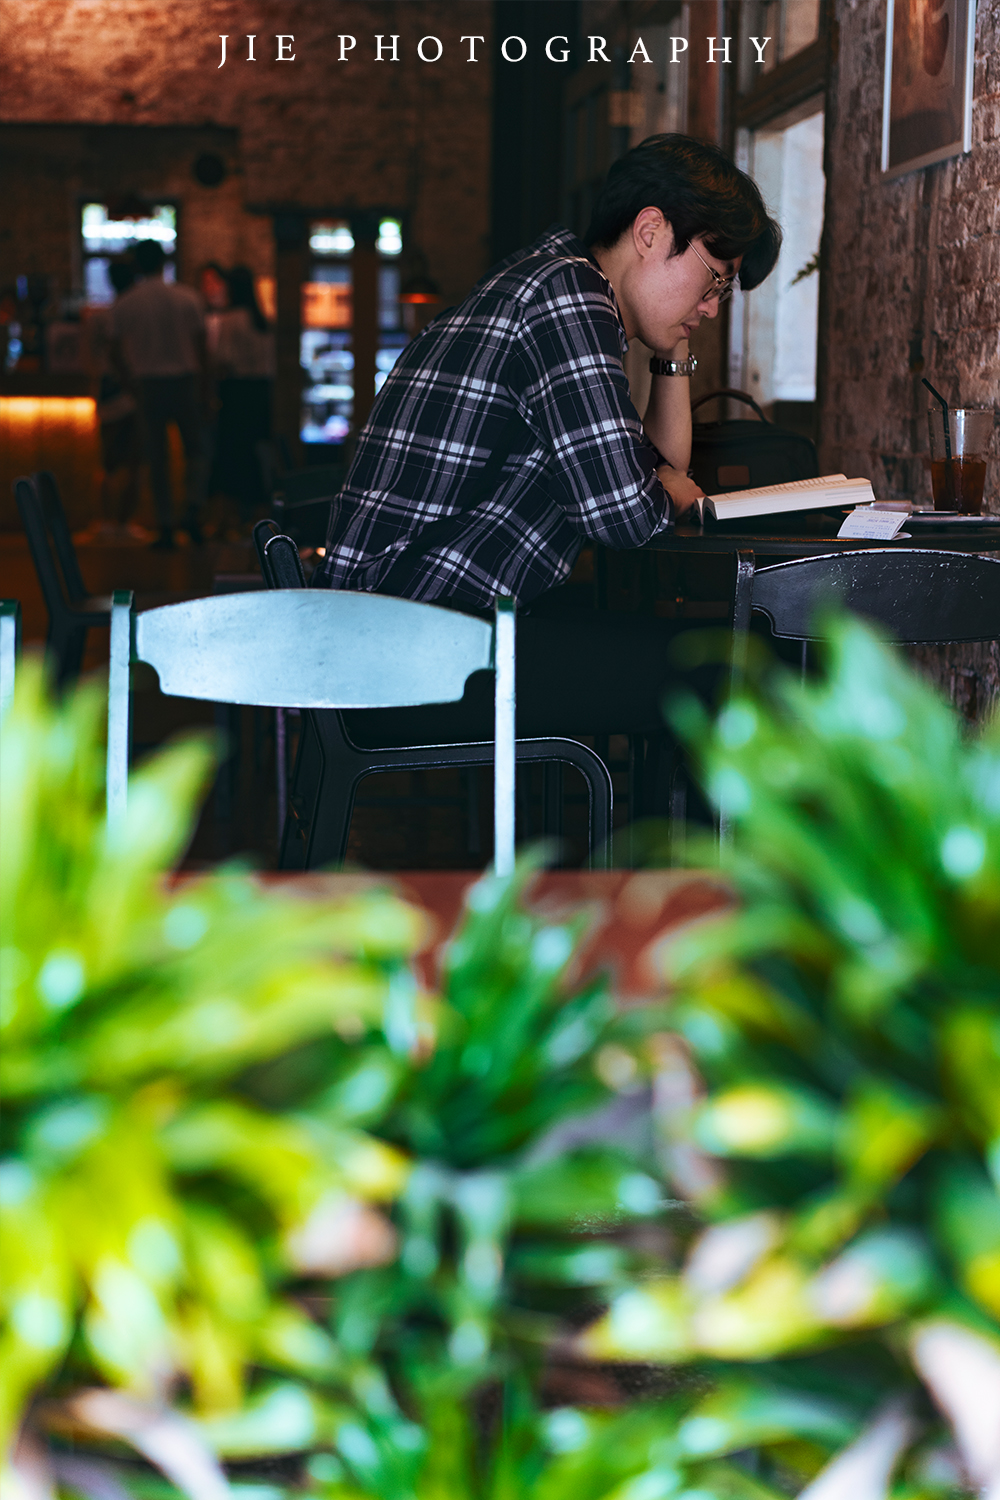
[{"xmin": 632, "ymin": 208, "xmax": 673, "ymax": 259}]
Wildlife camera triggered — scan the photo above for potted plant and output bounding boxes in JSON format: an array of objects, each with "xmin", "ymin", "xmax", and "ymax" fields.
[{"xmin": 580, "ymin": 618, "xmax": 1000, "ymax": 1498}]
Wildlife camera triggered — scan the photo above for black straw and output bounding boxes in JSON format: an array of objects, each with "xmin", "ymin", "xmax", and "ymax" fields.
[{"xmin": 922, "ymin": 377, "xmax": 954, "ymax": 506}]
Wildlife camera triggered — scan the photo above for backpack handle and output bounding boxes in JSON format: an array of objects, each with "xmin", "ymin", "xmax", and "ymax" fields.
[{"xmin": 691, "ymin": 388, "xmax": 769, "ymax": 423}]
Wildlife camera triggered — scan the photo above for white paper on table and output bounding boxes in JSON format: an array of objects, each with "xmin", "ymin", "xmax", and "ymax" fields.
[{"xmin": 838, "ymin": 508, "xmax": 909, "ymax": 539}]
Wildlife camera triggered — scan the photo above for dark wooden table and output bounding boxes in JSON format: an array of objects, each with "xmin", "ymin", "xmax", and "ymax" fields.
[{"xmin": 643, "ymin": 513, "xmax": 1000, "ymax": 558}]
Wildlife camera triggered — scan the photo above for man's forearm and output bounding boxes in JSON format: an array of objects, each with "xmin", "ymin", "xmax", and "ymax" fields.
[{"xmin": 642, "ymin": 338, "xmax": 692, "ymax": 472}]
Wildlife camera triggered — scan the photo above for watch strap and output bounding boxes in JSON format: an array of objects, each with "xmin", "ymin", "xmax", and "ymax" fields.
[{"xmin": 649, "ymin": 355, "xmax": 698, "ymax": 376}]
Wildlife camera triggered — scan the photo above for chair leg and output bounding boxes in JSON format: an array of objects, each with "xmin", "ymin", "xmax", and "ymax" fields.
[
  {"xmin": 464, "ymin": 767, "xmax": 482, "ymax": 858},
  {"xmin": 303, "ymin": 768, "xmax": 362, "ymax": 869},
  {"xmin": 275, "ymin": 708, "xmax": 288, "ymax": 849},
  {"xmin": 513, "ymin": 740, "xmax": 612, "ymax": 870},
  {"xmin": 517, "ymin": 763, "xmax": 532, "ymax": 842},
  {"xmin": 542, "ymin": 761, "xmax": 564, "ymax": 846},
  {"xmin": 52, "ymin": 623, "xmax": 85, "ymax": 687},
  {"xmin": 279, "ymin": 711, "xmax": 323, "ymax": 870}
]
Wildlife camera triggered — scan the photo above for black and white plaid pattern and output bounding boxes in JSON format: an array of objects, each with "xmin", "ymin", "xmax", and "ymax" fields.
[{"xmin": 319, "ymin": 227, "xmax": 673, "ymax": 609}]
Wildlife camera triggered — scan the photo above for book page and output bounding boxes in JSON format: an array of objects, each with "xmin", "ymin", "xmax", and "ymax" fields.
[
  {"xmin": 707, "ymin": 474, "xmax": 848, "ymax": 503},
  {"xmin": 702, "ymin": 477, "xmax": 876, "ymax": 523}
]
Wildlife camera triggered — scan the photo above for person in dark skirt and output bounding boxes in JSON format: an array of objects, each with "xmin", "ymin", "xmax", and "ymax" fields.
[{"xmin": 213, "ymin": 265, "xmax": 275, "ymax": 523}]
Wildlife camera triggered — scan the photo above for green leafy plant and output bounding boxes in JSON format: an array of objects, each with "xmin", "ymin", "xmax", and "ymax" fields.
[
  {"xmin": 1, "ymin": 664, "xmax": 423, "ymax": 1490},
  {"xmin": 581, "ymin": 619, "xmax": 1000, "ymax": 1497},
  {"xmin": 11, "ymin": 629, "xmax": 997, "ymax": 1500},
  {"xmin": 5, "ymin": 665, "xmax": 774, "ymax": 1500}
]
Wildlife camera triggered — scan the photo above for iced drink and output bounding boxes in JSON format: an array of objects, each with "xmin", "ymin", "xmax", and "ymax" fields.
[{"xmin": 928, "ymin": 407, "xmax": 992, "ymax": 513}]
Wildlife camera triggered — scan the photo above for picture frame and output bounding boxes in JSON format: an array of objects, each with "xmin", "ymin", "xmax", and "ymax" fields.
[{"xmin": 881, "ymin": 0, "xmax": 976, "ymax": 179}]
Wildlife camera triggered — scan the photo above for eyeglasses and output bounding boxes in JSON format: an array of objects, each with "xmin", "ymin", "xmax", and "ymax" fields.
[{"xmin": 689, "ymin": 242, "xmax": 736, "ymax": 304}]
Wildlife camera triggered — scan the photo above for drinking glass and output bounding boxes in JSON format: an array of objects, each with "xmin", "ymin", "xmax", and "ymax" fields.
[{"xmin": 927, "ymin": 406, "xmax": 993, "ymax": 513}]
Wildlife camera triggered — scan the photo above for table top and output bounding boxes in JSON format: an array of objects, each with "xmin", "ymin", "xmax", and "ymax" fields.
[{"xmin": 644, "ymin": 514, "xmax": 1000, "ymax": 556}]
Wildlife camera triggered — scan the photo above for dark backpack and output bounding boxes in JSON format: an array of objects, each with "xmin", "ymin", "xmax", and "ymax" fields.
[{"xmin": 689, "ymin": 388, "xmax": 819, "ymax": 494}]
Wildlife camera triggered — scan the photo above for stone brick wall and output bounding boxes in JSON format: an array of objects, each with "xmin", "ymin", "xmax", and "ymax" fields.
[
  {"xmin": 819, "ymin": 0, "xmax": 999, "ymax": 511},
  {"xmin": 818, "ymin": 0, "xmax": 1000, "ymax": 716},
  {"xmin": 1, "ymin": 0, "xmax": 494, "ymax": 307}
]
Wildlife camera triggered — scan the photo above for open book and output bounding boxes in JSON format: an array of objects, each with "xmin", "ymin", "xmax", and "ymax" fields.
[{"xmin": 693, "ymin": 473, "xmax": 877, "ymax": 524}]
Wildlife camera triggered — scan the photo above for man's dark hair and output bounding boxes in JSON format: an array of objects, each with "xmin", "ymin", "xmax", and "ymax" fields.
[
  {"xmin": 227, "ymin": 264, "xmax": 268, "ymax": 333},
  {"xmin": 134, "ymin": 239, "xmax": 166, "ymax": 276},
  {"xmin": 108, "ymin": 259, "xmax": 135, "ymax": 296},
  {"xmin": 585, "ymin": 133, "xmax": 782, "ymax": 291}
]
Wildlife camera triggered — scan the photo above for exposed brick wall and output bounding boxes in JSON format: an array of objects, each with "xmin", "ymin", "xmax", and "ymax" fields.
[
  {"xmin": 1, "ymin": 0, "xmax": 494, "ymax": 308},
  {"xmin": 819, "ymin": 0, "xmax": 999, "ymax": 511},
  {"xmin": 818, "ymin": 0, "xmax": 1000, "ymax": 716}
]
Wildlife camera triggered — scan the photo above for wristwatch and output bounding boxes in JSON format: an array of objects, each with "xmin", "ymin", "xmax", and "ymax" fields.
[{"xmin": 649, "ymin": 355, "xmax": 698, "ymax": 376}]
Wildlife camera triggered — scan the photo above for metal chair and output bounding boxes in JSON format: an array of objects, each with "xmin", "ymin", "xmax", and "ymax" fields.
[
  {"xmin": 251, "ymin": 528, "xmax": 613, "ymax": 870},
  {"xmin": 14, "ymin": 476, "xmax": 112, "ymax": 685},
  {"xmin": 35, "ymin": 471, "xmax": 91, "ymax": 606},
  {"xmin": 722, "ymin": 547, "xmax": 1000, "ymax": 839},
  {"xmin": 731, "ymin": 548, "xmax": 1000, "ymax": 685},
  {"xmin": 0, "ymin": 600, "xmax": 21, "ymax": 718},
  {"xmin": 106, "ymin": 588, "xmax": 529, "ymax": 873}
]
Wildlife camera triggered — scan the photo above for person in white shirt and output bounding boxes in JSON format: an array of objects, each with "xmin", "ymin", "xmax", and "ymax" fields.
[
  {"xmin": 111, "ymin": 239, "xmax": 208, "ymax": 549},
  {"xmin": 213, "ymin": 265, "xmax": 276, "ymax": 523},
  {"xmin": 86, "ymin": 259, "xmax": 144, "ymax": 537}
]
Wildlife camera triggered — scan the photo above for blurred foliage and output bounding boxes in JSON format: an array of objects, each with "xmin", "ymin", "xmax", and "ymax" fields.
[
  {"xmin": 580, "ymin": 619, "xmax": 1000, "ymax": 1496},
  {"xmin": 3, "ymin": 663, "xmax": 779, "ymax": 1500},
  {"xmin": 5, "ymin": 622, "xmax": 1000, "ymax": 1500},
  {"xmin": 0, "ymin": 664, "xmax": 419, "ymax": 1484}
]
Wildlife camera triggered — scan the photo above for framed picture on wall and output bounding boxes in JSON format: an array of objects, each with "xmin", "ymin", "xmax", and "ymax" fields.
[{"xmin": 882, "ymin": 0, "xmax": 976, "ymax": 177}]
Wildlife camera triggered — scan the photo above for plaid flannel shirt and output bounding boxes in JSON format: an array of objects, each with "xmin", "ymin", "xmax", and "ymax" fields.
[{"xmin": 318, "ymin": 226, "xmax": 674, "ymax": 609}]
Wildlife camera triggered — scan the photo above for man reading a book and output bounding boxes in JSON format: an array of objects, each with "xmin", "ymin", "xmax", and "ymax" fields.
[{"xmin": 316, "ymin": 134, "xmax": 781, "ymax": 747}]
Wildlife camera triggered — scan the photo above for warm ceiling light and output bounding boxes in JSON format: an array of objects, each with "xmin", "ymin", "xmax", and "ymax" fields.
[{"xmin": 399, "ymin": 274, "xmax": 441, "ymax": 306}]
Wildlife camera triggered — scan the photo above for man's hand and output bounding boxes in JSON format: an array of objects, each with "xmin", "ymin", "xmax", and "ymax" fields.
[{"xmin": 656, "ymin": 463, "xmax": 704, "ymax": 519}]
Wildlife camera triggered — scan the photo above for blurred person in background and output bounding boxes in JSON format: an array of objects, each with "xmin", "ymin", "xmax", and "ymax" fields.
[
  {"xmin": 198, "ymin": 260, "xmax": 229, "ymax": 506},
  {"xmin": 85, "ymin": 259, "xmax": 146, "ymax": 539},
  {"xmin": 198, "ymin": 260, "xmax": 229, "ymax": 354},
  {"xmin": 111, "ymin": 238, "xmax": 208, "ymax": 551},
  {"xmin": 212, "ymin": 264, "xmax": 275, "ymax": 526}
]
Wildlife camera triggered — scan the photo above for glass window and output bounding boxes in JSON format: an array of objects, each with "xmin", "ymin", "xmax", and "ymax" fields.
[
  {"xmin": 378, "ymin": 265, "xmax": 401, "ymax": 331},
  {"xmin": 301, "ymin": 216, "xmax": 406, "ymax": 449},
  {"xmin": 376, "ymin": 218, "xmax": 403, "ymax": 256},
  {"xmin": 303, "ymin": 264, "xmax": 352, "ymax": 331},
  {"xmin": 80, "ymin": 202, "xmax": 178, "ymax": 304},
  {"xmin": 309, "ymin": 220, "xmax": 354, "ymax": 257},
  {"xmin": 739, "ymin": 0, "xmax": 821, "ymax": 90},
  {"xmin": 730, "ymin": 105, "xmax": 825, "ymax": 415}
]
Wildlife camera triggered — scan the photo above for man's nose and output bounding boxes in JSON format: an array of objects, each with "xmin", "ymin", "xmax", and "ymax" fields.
[{"xmin": 699, "ymin": 296, "xmax": 720, "ymax": 321}]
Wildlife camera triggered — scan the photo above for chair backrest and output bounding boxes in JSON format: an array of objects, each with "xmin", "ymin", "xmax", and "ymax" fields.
[
  {"xmin": 252, "ymin": 519, "xmax": 281, "ymax": 579},
  {"xmin": 14, "ymin": 475, "xmax": 77, "ymax": 623},
  {"xmin": 0, "ymin": 600, "xmax": 21, "ymax": 718},
  {"xmin": 749, "ymin": 550, "xmax": 1000, "ymax": 643},
  {"xmin": 252, "ymin": 521, "xmax": 307, "ymax": 589},
  {"xmin": 106, "ymin": 589, "xmax": 516, "ymax": 872},
  {"xmin": 35, "ymin": 471, "xmax": 88, "ymax": 604},
  {"xmin": 264, "ymin": 533, "xmax": 308, "ymax": 589}
]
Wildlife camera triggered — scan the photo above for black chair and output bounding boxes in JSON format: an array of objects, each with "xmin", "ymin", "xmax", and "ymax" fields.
[
  {"xmin": 252, "ymin": 526, "xmax": 614, "ymax": 870},
  {"xmin": 35, "ymin": 470, "xmax": 91, "ymax": 606},
  {"xmin": 14, "ymin": 475, "xmax": 113, "ymax": 685},
  {"xmin": 731, "ymin": 548, "xmax": 1000, "ymax": 684},
  {"xmin": 722, "ymin": 547, "xmax": 1000, "ymax": 838}
]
